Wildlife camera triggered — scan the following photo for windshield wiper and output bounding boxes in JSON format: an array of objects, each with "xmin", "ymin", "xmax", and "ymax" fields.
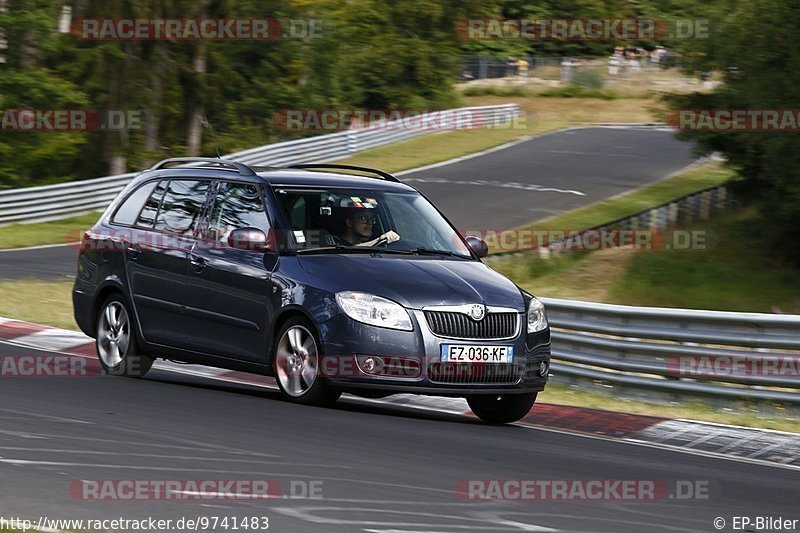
[
  {"xmin": 297, "ymin": 245, "xmax": 413, "ymax": 255},
  {"xmin": 411, "ymin": 248, "xmax": 471, "ymax": 259}
]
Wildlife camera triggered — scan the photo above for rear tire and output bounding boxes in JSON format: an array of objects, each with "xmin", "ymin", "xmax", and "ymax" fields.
[
  {"xmin": 467, "ymin": 392, "xmax": 537, "ymax": 424},
  {"xmin": 95, "ymin": 294, "xmax": 153, "ymax": 377},
  {"xmin": 273, "ymin": 317, "xmax": 341, "ymax": 406}
]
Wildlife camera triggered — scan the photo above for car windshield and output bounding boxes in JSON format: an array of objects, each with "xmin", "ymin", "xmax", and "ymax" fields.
[{"xmin": 273, "ymin": 186, "xmax": 472, "ymax": 258}]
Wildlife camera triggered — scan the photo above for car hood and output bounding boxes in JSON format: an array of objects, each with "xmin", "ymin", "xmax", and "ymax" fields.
[{"xmin": 298, "ymin": 255, "xmax": 525, "ymax": 311}]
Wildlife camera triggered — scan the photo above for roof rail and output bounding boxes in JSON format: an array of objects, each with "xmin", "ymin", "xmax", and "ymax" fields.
[
  {"xmin": 287, "ymin": 164, "xmax": 400, "ymax": 183},
  {"xmin": 149, "ymin": 157, "xmax": 256, "ymax": 176}
]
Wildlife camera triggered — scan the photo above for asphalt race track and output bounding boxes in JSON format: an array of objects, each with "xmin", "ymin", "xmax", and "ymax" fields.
[
  {"xmin": 0, "ymin": 342, "xmax": 796, "ymax": 532},
  {"xmin": 402, "ymin": 126, "xmax": 697, "ymax": 230},
  {"xmin": 0, "ymin": 126, "xmax": 697, "ymax": 280}
]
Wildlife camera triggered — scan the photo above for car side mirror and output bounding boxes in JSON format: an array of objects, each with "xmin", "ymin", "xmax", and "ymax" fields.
[
  {"xmin": 465, "ymin": 236, "xmax": 489, "ymax": 258},
  {"xmin": 227, "ymin": 227, "xmax": 272, "ymax": 251}
]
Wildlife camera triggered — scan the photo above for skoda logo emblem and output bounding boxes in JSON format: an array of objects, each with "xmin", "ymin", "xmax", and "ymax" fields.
[{"xmin": 469, "ymin": 304, "xmax": 486, "ymax": 321}]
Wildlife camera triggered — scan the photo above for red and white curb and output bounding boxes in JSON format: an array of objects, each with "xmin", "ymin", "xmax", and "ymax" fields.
[{"xmin": 1, "ymin": 316, "xmax": 799, "ymax": 470}]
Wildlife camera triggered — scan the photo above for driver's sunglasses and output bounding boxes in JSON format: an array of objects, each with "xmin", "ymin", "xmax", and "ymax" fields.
[{"xmin": 357, "ymin": 215, "xmax": 376, "ymax": 224}]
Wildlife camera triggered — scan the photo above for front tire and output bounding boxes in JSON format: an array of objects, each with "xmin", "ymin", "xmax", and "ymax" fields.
[
  {"xmin": 95, "ymin": 295, "xmax": 153, "ymax": 377},
  {"xmin": 273, "ymin": 317, "xmax": 341, "ymax": 406},
  {"xmin": 467, "ymin": 392, "xmax": 537, "ymax": 424}
]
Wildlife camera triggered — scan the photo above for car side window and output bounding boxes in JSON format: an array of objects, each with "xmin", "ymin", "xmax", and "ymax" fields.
[
  {"xmin": 153, "ymin": 180, "xmax": 210, "ymax": 236},
  {"xmin": 135, "ymin": 180, "xmax": 169, "ymax": 228},
  {"xmin": 206, "ymin": 182, "xmax": 271, "ymax": 243},
  {"xmin": 111, "ymin": 181, "xmax": 158, "ymax": 226}
]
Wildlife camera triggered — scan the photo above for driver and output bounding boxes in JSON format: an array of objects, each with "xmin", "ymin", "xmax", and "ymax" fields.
[{"xmin": 325, "ymin": 207, "xmax": 400, "ymax": 247}]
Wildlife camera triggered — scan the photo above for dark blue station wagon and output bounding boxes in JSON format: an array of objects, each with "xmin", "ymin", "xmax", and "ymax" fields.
[{"xmin": 73, "ymin": 158, "xmax": 551, "ymax": 424}]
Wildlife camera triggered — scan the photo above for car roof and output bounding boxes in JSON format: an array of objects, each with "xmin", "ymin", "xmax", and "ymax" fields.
[{"xmin": 131, "ymin": 166, "xmax": 417, "ymax": 193}]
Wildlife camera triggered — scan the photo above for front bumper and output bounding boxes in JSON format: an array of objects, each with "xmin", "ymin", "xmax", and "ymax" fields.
[{"xmin": 318, "ymin": 310, "xmax": 550, "ymax": 396}]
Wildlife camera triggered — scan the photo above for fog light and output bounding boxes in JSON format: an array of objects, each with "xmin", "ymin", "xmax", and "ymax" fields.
[
  {"xmin": 538, "ymin": 360, "xmax": 549, "ymax": 377},
  {"xmin": 361, "ymin": 356, "xmax": 385, "ymax": 375}
]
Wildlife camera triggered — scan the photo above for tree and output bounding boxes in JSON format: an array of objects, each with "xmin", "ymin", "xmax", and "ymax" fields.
[
  {"xmin": 0, "ymin": 0, "xmax": 89, "ymax": 187},
  {"xmin": 668, "ymin": 0, "xmax": 800, "ymax": 263}
]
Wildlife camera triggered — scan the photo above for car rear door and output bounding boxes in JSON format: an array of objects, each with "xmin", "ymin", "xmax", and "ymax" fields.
[{"xmin": 126, "ymin": 178, "xmax": 211, "ymax": 347}]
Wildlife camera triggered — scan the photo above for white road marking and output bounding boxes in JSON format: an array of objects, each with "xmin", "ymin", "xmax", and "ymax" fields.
[
  {"xmin": 174, "ymin": 491, "xmax": 275, "ymax": 499},
  {"xmin": 271, "ymin": 506, "xmax": 558, "ymax": 531},
  {"xmin": 0, "ymin": 408, "xmax": 93, "ymax": 425},
  {"xmin": 0, "ymin": 430, "xmax": 48, "ymax": 439},
  {"xmin": 0, "ymin": 458, "xmax": 353, "ymax": 472},
  {"xmin": 402, "ymin": 177, "xmax": 585, "ymax": 196},
  {"xmin": 0, "ymin": 430, "xmax": 280, "ymax": 457},
  {"xmin": 0, "ymin": 242, "xmax": 80, "ymax": 252},
  {"xmin": 546, "ymin": 149, "xmax": 643, "ymax": 159},
  {"xmin": 0, "ymin": 447, "xmax": 301, "ymax": 465}
]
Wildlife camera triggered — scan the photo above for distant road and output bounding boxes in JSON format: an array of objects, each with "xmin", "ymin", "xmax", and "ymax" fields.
[
  {"xmin": 402, "ymin": 126, "xmax": 697, "ymax": 229},
  {"xmin": 0, "ymin": 126, "xmax": 697, "ymax": 280}
]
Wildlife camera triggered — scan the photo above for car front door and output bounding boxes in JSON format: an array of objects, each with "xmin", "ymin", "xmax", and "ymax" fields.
[{"xmin": 182, "ymin": 181, "xmax": 277, "ymax": 362}]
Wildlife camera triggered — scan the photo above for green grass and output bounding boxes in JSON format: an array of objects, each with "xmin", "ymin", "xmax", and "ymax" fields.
[
  {"xmin": 460, "ymin": 85, "xmax": 534, "ymax": 97},
  {"xmin": 539, "ymin": 86, "xmax": 621, "ymax": 100},
  {"xmin": 540, "ymin": 383, "xmax": 800, "ymax": 433},
  {"xmin": 607, "ymin": 206, "xmax": 800, "ymax": 312},
  {"xmin": 0, "ymin": 279, "xmax": 78, "ymax": 330},
  {"xmin": 0, "ymin": 211, "xmax": 101, "ymax": 249}
]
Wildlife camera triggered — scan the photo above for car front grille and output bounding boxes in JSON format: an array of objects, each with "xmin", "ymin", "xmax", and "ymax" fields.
[
  {"xmin": 428, "ymin": 362, "xmax": 522, "ymax": 384},
  {"xmin": 424, "ymin": 311, "xmax": 518, "ymax": 339}
]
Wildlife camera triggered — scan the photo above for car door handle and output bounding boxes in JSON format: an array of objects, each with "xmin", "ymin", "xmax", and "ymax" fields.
[
  {"xmin": 125, "ymin": 242, "xmax": 142, "ymax": 260},
  {"xmin": 190, "ymin": 255, "xmax": 206, "ymax": 272}
]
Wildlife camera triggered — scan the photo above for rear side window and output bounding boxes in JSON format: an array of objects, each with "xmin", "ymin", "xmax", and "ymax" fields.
[
  {"xmin": 154, "ymin": 180, "xmax": 210, "ymax": 236},
  {"xmin": 136, "ymin": 181, "xmax": 168, "ymax": 228},
  {"xmin": 206, "ymin": 182, "xmax": 270, "ymax": 243},
  {"xmin": 111, "ymin": 181, "xmax": 157, "ymax": 226}
]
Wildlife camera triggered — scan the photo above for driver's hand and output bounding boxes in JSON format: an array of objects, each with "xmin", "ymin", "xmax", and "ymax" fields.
[{"xmin": 381, "ymin": 230, "xmax": 400, "ymax": 243}]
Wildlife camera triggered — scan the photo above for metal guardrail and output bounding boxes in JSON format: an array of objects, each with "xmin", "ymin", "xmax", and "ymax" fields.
[
  {"xmin": 541, "ymin": 297, "xmax": 800, "ymax": 405},
  {"xmin": 0, "ymin": 104, "xmax": 519, "ymax": 226}
]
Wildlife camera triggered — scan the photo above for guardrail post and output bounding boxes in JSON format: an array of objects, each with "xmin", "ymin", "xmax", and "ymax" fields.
[
  {"xmin": 700, "ymin": 190, "xmax": 711, "ymax": 220},
  {"xmin": 668, "ymin": 202, "xmax": 679, "ymax": 224},
  {"xmin": 346, "ymin": 130, "xmax": 358, "ymax": 154}
]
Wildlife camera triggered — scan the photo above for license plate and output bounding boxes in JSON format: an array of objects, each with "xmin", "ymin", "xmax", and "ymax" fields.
[{"xmin": 440, "ymin": 345, "xmax": 514, "ymax": 363}]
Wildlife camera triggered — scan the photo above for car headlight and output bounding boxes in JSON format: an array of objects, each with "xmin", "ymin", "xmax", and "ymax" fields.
[
  {"xmin": 527, "ymin": 297, "xmax": 548, "ymax": 333},
  {"xmin": 336, "ymin": 291, "xmax": 413, "ymax": 331}
]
